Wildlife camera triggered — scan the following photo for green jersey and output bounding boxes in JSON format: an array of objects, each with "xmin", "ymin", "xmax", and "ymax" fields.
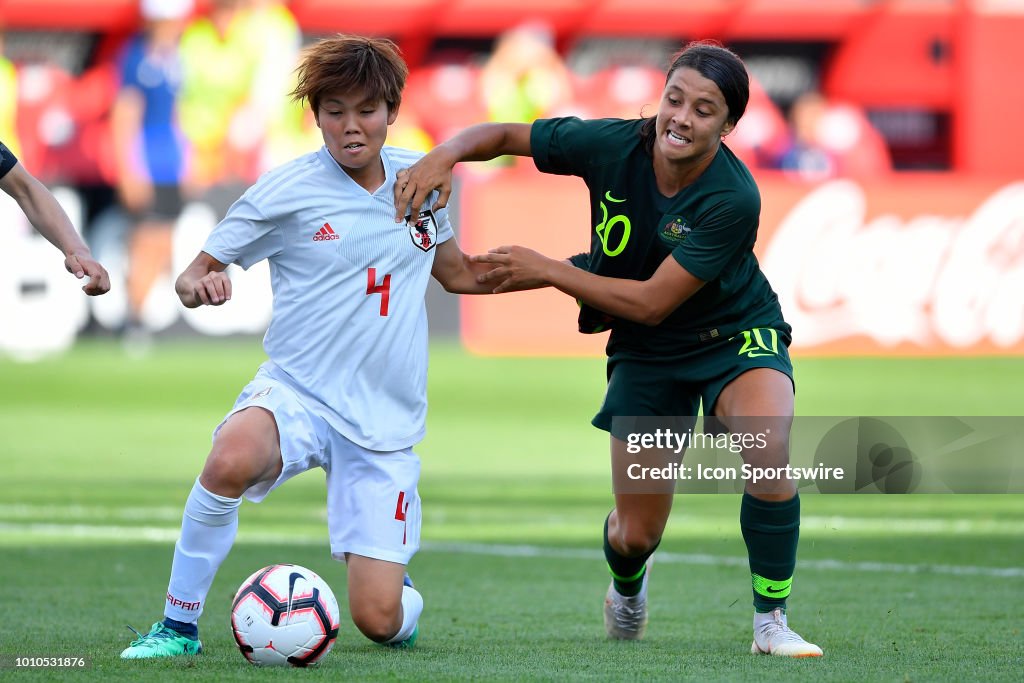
[{"xmin": 530, "ymin": 117, "xmax": 790, "ymax": 357}]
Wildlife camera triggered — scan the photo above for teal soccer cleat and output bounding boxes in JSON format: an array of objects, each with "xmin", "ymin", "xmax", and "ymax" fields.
[{"xmin": 120, "ymin": 622, "xmax": 202, "ymax": 659}]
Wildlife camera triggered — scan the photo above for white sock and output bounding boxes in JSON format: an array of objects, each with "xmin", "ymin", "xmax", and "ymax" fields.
[
  {"xmin": 164, "ymin": 478, "xmax": 241, "ymax": 624},
  {"xmin": 754, "ymin": 608, "xmax": 786, "ymax": 630},
  {"xmin": 384, "ymin": 585, "xmax": 423, "ymax": 644}
]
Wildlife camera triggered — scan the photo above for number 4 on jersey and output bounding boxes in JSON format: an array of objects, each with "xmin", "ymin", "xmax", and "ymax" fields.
[
  {"xmin": 366, "ymin": 268, "xmax": 392, "ymax": 316},
  {"xmin": 395, "ymin": 491, "xmax": 409, "ymax": 544}
]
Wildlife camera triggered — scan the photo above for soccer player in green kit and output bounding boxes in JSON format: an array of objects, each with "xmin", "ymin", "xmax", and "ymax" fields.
[{"xmin": 394, "ymin": 41, "xmax": 822, "ymax": 657}]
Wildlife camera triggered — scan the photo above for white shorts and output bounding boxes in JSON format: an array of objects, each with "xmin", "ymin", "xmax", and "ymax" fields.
[{"xmin": 214, "ymin": 372, "xmax": 422, "ymax": 565}]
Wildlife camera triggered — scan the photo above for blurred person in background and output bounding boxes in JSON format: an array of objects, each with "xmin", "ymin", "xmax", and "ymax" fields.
[
  {"xmin": 482, "ymin": 22, "xmax": 573, "ymax": 123},
  {"xmin": 112, "ymin": 0, "xmax": 192, "ymax": 341},
  {"xmin": 480, "ymin": 22, "xmax": 572, "ymax": 164},
  {"xmin": 245, "ymin": 2, "xmax": 432, "ymax": 166},
  {"xmin": 723, "ymin": 77, "xmax": 790, "ymax": 171},
  {"xmin": 396, "ymin": 41, "xmax": 823, "ymax": 658},
  {"xmin": 177, "ymin": 0, "xmax": 255, "ymax": 194},
  {"xmin": 777, "ymin": 90, "xmax": 891, "ymax": 180},
  {"xmin": 1, "ymin": 140, "xmax": 110, "ymax": 295},
  {"xmin": 232, "ymin": 0, "xmax": 303, "ymax": 175},
  {"xmin": 258, "ymin": 100, "xmax": 325, "ymax": 170},
  {"xmin": 776, "ymin": 91, "xmax": 836, "ymax": 180},
  {"xmin": 381, "ymin": 106, "xmax": 434, "ymax": 154}
]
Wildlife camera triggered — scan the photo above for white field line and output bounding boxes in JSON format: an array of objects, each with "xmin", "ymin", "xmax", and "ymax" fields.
[
  {"xmin": 0, "ymin": 521, "xmax": 1021, "ymax": 579},
  {"xmin": 0, "ymin": 504, "xmax": 185, "ymax": 521},
  {"xmin": 1, "ymin": 505, "xmax": 1022, "ymax": 535},
  {"xmin": 421, "ymin": 541, "xmax": 1024, "ymax": 578}
]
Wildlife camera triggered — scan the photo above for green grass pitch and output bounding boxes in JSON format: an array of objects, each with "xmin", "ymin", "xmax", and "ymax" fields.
[{"xmin": 1, "ymin": 340, "xmax": 1022, "ymax": 681}]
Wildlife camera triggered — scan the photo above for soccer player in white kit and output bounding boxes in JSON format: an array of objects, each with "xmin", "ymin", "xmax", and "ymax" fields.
[{"xmin": 121, "ymin": 35, "xmax": 496, "ymax": 659}]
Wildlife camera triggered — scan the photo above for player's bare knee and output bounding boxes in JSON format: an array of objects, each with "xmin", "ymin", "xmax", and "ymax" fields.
[
  {"xmin": 198, "ymin": 453, "xmax": 248, "ymax": 498},
  {"xmin": 761, "ymin": 432, "xmax": 791, "ymax": 460},
  {"xmin": 200, "ymin": 446, "xmax": 277, "ymax": 498},
  {"xmin": 742, "ymin": 432, "xmax": 794, "ymax": 500},
  {"xmin": 200, "ymin": 412, "xmax": 282, "ymax": 497},
  {"xmin": 349, "ymin": 603, "xmax": 401, "ymax": 642}
]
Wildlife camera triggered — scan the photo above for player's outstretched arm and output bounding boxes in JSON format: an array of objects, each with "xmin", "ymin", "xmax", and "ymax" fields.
[
  {"xmin": 474, "ymin": 248, "xmax": 706, "ymax": 325},
  {"xmin": 175, "ymin": 251, "xmax": 231, "ymax": 308},
  {"xmin": 432, "ymin": 237, "xmax": 537, "ymax": 294},
  {"xmin": 0, "ymin": 162, "xmax": 111, "ymax": 295},
  {"xmin": 394, "ymin": 123, "xmax": 533, "ymax": 222}
]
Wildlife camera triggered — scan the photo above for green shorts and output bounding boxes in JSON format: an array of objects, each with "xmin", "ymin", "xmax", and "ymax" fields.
[{"xmin": 593, "ymin": 327, "xmax": 794, "ymax": 440}]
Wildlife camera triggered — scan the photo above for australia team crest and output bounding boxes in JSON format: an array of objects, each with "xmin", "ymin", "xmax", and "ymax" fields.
[
  {"xmin": 407, "ymin": 209, "xmax": 438, "ymax": 252},
  {"xmin": 658, "ymin": 214, "xmax": 693, "ymax": 246}
]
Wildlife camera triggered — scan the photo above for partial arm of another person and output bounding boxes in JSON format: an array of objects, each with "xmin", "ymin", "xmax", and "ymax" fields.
[
  {"xmin": 394, "ymin": 123, "xmax": 533, "ymax": 221},
  {"xmin": 0, "ymin": 162, "xmax": 111, "ymax": 295},
  {"xmin": 474, "ymin": 246, "xmax": 705, "ymax": 326},
  {"xmin": 431, "ymin": 236, "xmax": 549, "ymax": 294},
  {"xmin": 176, "ymin": 251, "xmax": 232, "ymax": 307},
  {"xmin": 110, "ymin": 86, "xmax": 153, "ymax": 214}
]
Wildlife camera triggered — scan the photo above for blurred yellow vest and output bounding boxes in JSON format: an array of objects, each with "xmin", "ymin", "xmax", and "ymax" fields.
[{"xmin": 0, "ymin": 56, "xmax": 20, "ymax": 157}]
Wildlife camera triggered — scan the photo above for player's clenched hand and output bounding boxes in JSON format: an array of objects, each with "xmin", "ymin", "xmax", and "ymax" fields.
[
  {"xmin": 64, "ymin": 251, "xmax": 111, "ymax": 296},
  {"xmin": 471, "ymin": 246, "xmax": 553, "ymax": 293},
  {"xmin": 394, "ymin": 146, "xmax": 459, "ymax": 222},
  {"xmin": 187, "ymin": 271, "xmax": 232, "ymax": 307}
]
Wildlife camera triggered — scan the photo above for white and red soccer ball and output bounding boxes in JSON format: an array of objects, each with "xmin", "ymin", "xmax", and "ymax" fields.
[{"xmin": 230, "ymin": 563, "xmax": 341, "ymax": 667}]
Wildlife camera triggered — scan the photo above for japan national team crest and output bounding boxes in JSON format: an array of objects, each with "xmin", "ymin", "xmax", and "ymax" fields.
[{"xmin": 406, "ymin": 209, "xmax": 438, "ymax": 252}]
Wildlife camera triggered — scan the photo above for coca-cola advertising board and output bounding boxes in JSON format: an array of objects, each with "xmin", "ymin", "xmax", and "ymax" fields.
[{"xmin": 458, "ymin": 171, "xmax": 1024, "ymax": 356}]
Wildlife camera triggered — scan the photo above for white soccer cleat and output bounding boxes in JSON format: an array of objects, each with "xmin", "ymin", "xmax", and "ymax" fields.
[
  {"xmin": 750, "ymin": 608, "xmax": 823, "ymax": 657},
  {"xmin": 603, "ymin": 569, "xmax": 649, "ymax": 640}
]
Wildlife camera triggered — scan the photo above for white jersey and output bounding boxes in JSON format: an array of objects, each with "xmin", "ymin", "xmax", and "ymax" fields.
[{"xmin": 203, "ymin": 145, "xmax": 453, "ymax": 451}]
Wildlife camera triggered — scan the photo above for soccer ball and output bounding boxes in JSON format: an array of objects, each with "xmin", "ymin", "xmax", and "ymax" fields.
[{"xmin": 230, "ymin": 564, "xmax": 341, "ymax": 666}]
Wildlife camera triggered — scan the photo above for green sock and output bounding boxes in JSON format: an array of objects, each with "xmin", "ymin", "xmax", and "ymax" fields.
[
  {"xmin": 740, "ymin": 492, "xmax": 800, "ymax": 612},
  {"xmin": 603, "ymin": 512, "xmax": 657, "ymax": 597}
]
